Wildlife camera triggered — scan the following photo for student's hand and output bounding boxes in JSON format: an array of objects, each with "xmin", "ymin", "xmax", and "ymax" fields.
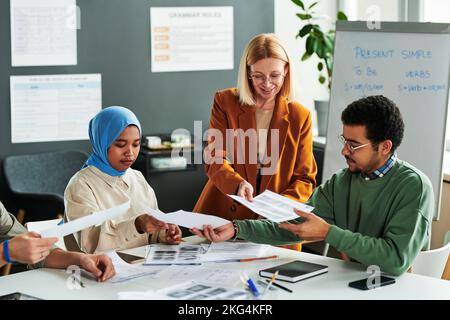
[
  {"xmin": 135, "ymin": 214, "xmax": 168, "ymax": 234},
  {"xmin": 237, "ymin": 180, "xmax": 254, "ymax": 202},
  {"xmin": 79, "ymin": 254, "xmax": 116, "ymax": 282},
  {"xmin": 7, "ymin": 232, "xmax": 58, "ymax": 264},
  {"xmin": 165, "ymin": 224, "xmax": 182, "ymax": 244},
  {"xmin": 190, "ymin": 223, "xmax": 235, "ymax": 242},
  {"xmin": 279, "ymin": 208, "xmax": 331, "ymax": 241}
]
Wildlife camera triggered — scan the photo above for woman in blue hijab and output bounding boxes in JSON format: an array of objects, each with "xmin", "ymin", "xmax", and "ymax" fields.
[{"xmin": 64, "ymin": 107, "xmax": 182, "ymax": 254}]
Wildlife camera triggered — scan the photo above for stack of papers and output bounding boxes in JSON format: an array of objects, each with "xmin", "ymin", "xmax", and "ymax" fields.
[
  {"xmin": 144, "ymin": 244, "xmax": 205, "ymax": 265},
  {"xmin": 201, "ymin": 242, "xmax": 270, "ymax": 262},
  {"xmin": 118, "ymin": 281, "xmax": 248, "ymax": 300},
  {"xmin": 144, "ymin": 242, "xmax": 272, "ymax": 265},
  {"xmin": 106, "ymin": 251, "xmax": 161, "ymax": 283},
  {"xmin": 228, "ymin": 190, "xmax": 314, "ymax": 222},
  {"xmin": 153, "ymin": 265, "xmax": 242, "ymax": 287}
]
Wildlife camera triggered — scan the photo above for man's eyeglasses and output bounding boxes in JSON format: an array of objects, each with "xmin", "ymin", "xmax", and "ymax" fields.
[
  {"xmin": 249, "ymin": 73, "xmax": 285, "ymax": 85},
  {"xmin": 338, "ymin": 135, "xmax": 370, "ymax": 153}
]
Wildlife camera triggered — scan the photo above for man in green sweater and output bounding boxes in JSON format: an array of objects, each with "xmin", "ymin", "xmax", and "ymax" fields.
[{"xmin": 191, "ymin": 95, "xmax": 434, "ymax": 276}]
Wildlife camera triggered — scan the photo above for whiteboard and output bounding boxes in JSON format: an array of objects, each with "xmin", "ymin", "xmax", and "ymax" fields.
[{"xmin": 323, "ymin": 21, "xmax": 450, "ymax": 220}]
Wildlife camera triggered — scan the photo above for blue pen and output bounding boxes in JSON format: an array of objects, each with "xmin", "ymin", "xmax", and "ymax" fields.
[{"xmin": 243, "ymin": 273, "xmax": 260, "ymax": 297}]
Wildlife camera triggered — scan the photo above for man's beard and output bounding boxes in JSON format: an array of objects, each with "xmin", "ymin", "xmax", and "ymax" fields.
[{"xmin": 345, "ymin": 156, "xmax": 361, "ymax": 173}]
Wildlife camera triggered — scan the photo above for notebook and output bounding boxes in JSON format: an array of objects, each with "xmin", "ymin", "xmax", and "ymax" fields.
[{"xmin": 259, "ymin": 260, "xmax": 328, "ymax": 283}]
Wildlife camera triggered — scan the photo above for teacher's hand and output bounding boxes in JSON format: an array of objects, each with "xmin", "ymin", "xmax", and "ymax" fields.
[
  {"xmin": 190, "ymin": 223, "xmax": 235, "ymax": 243},
  {"xmin": 237, "ymin": 180, "xmax": 254, "ymax": 202}
]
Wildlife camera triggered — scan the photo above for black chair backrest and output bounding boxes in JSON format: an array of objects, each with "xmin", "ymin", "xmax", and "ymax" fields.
[{"xmin": 3, "ymin": 150, "xmax": 89, "ymax": 201}]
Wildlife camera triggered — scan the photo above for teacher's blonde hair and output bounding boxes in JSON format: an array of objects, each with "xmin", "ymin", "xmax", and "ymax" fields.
[{"xmin": 237, "ymin": 33, "xmax": 294, "ymax": 106}]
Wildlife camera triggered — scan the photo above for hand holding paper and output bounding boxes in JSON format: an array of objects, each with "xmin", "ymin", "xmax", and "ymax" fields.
[
  {"xmin": 39, "ymin": 201, "xmax": 130, "ymax": 239},
  {"xmin": 228, "ymin": 190, "xmax": 314, "ymax": 223},
  {"xmin": 144, "ymin": 206, "xmax": 229, "ymax": 230}
]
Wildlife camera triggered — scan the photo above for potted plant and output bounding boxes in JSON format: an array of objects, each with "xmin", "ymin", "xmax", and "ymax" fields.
[{"xmin": 291, "ymin": 0, "xmax": 347, "ymax": 136}]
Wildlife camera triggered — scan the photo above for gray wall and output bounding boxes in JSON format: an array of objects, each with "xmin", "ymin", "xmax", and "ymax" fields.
[{"xmin": 0, "ymin": 0, "xmax": 274, "ymax": 214}]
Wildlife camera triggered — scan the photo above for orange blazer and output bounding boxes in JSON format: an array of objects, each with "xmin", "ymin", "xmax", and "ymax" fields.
[{"xmin": 194, "ymin": 88, "xmax": 317, "ymax": 221}]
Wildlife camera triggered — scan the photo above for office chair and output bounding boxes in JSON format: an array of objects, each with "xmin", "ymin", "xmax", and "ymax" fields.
[
  {"xmin": 411, "ymin": 239, "xmax": 450, "ymax": 280},
  {"xmin": 2, "ymin": 150, "xmax": 88, "ymax": 224}
]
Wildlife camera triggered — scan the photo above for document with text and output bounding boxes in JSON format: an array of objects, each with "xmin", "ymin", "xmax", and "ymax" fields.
[{"xmin": 228, "ymin": 190, "xmax": 314, "ymax": 223}]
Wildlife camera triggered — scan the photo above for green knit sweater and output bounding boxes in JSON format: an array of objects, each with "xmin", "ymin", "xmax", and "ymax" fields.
[{"xmin": 236, "ymin": 160, "xmax": 434, "ymax": 276}]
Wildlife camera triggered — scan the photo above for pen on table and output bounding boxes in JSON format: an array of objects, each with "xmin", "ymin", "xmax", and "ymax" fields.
[
  {"xmin": 262, "ymin": 270, "xmax": 279, "ymax": 296},
  {"xmin": 239, "ymin": 255, "xmax": 279, "ymax": 263},
  {"xmin": 240, "ymin": 275, "xmax": 249, "ymax": 289},
  {"xmin": 220, "ymin": 255, "xmax": 279, "ymax": 263},
  {"xmin": 243, "ymin": 273, "xmax": 260, "ymax": 298},
  {"xmin": 266, "ymin": 279, "xmax": 292, "ymax": 293},
  {"xmin": 257, "ymin": 279, "xmax": 278, "ymax": 291}
]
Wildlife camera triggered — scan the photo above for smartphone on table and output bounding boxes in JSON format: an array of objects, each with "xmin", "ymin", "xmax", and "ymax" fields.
[
  {"xmin": 0, "ymin": 292, "xmax": 42, "ymax": 300},
  {"xmin": 348, "ymin": 276, "xmax": 396, "ymax": 290},
  {"xmin": 116, "ymin": 251, "xmax": 145, "ymax": 264}
]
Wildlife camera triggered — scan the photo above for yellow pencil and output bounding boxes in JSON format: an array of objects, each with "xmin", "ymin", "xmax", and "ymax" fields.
[{"xmin": 262, "ymin": 270, "xmax": 279, "ymax": 296}]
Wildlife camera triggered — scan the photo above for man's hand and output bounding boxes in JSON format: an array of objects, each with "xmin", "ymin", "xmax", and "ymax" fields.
[
  {"xmin": 237, "ymin": 180, "xmax": 254, "ymax": 201},
  {"xmin": 190, "ymin": 223, "xmax": 235, "ymax": 242},
  {"xmin": 135, "ymin": 214, "xmax": 168, "ymax": 234},
  {"xmin": 79, "ymin": 254, "xmax": 116, "ymax": 282},
  {"xmin": 279, "ymin": 208, "xmax": 331, "ymax": 241},
  {"xmin": 165, "ymin": 224, "xmax": 182, "ymax": 244},
  {"xmin": 8, "ymin": 232, "xmax": 58, "ymax": 264}
]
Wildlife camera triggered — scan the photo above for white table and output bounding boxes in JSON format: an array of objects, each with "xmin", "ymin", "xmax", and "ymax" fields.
[{"xmin": 1, "ymin": 236, "xmax": 449, "ymax": 300}]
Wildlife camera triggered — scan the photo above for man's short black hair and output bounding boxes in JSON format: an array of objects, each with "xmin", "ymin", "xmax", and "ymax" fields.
[{"xmin": 341, "ymin": 95, "xmax": 404, "ymax": 153}]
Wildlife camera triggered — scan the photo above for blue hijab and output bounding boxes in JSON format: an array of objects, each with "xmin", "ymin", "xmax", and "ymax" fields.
[{"xmin": 83, "ymin": 106, "xmax": 142, "ymax": 176}]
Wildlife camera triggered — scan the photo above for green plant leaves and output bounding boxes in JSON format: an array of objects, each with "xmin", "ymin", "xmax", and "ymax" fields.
[
  {"xmin": 337, "ymin": 11, "xmax": 348, "ymax": 20},
  {"xmin": 293, "ymin": 2, "xmax": 346, "ymax": 89},
  {"xmin": 291, "ymin": 0, "xmax": 305, "ymax": 10},
  {"xmin": 299, "ymin": 25, "xmax": 313, "ymax": 37},
  {"xmin": 308, "ymin": 1, "xmax": 319, "ymax": 10},
  {"xmin": 323, "ymin": 33, "xmax": 334, "ymax": 51},
  {"xmin": 318, "ymin": 62, "xmax": 323, "ymax": 71},
  {"xmin": 306, "ymin": 35, "xmax": 317, "ymax": 55},
  {"xmin": 301, "ymin": 52, "xmax": 311, "ymax": 61},
  {"xmin": 296, "ymin": 13, "xmax": 312, "ymax": 20}
]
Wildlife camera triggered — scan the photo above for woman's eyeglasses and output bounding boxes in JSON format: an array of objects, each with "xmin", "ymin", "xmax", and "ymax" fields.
[{"xmin": 249, "ymin": 73, "xmax": 285, "ymax": 85}]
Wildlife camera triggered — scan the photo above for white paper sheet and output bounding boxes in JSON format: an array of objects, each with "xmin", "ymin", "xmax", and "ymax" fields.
[
  {"xmin": 201, "ymin": 241, "xmax": 270, "ymax": 262},
  {"xmin": 39, "ymin": 201, "xmax": 130, "ymax": 239},
  {"xmin": 106, "ymin": 251, "xmax": 162, "ymax": 284},
  {"xmin": 153, "ymin": 266, "xmax": 243, "ymax": 287},
  {"xmin": 155, "ymin": 281, "xmax": 248, "ymax": 300},
  {"xmin": 26, "ymin": 218, "xmax": 66, "ymax": 250},
  {"xmin": 228, "ymin": 190, "xmax": 315, "ymax": 223},
  {"xmin": 144, "ymin": 244, "xmax": 204, "ymax": 265},
  {"xmin": 11, "ymin": 0, "xmax": 77, "ymax": 66},
  {"xmin": 118, "ymin": 281, "xmax": 248, "ymax": 300},
  {"xmin": 150, "ymin": 6, "xmax": 233, "ymax": 72},
  {"xmin": 144, "ymin": 206, "xmax": 230, "ymax": 230},
  {"xmin": 10, "ymin": 74, "xmax": 102, "ymax": 143},
  {"xmin": 117, "ymin": 290, "xmax": 172, "ymax": 300}
]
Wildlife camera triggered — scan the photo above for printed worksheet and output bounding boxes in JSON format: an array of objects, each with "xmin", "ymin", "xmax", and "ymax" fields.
[
  {"xmin": 118, "ymin": 281, "xmax": 248, "ymax": 300},
  {"xmin": 144, "ymin": 244, "xmax": 204, "ymax": 265},
  {"xmin": 228, "ymin": 190, "xmax": 314, "ymax": 222},
  {"xmin": 153, "ymin": 266, "xmax": 242, "ymax": 287},
  {"xmin": 103, "ymin": 252, "xmax": 161, "ymax": 284}
]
